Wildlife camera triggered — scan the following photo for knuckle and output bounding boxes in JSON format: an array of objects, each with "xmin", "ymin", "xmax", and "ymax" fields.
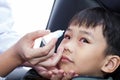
[
  {"xmin": 24, "ymin": 53, "xmax": 32, "ymax": 60},
  {"xmin": 49, "ymin": 62, "xmax": 56, "ymax": 66},
  {"xmin": 40, "ymin": 47, "xmax": 50, "ymax": 56}
]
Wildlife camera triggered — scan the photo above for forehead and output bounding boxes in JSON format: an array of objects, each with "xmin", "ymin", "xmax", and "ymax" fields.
[
  {"xmin": 68, "ymin": 24, "xmax": 103, "ymax": 33},
  {"xmin": 67, "ymin": 25, "xmax": 105, "ymax": 40}
]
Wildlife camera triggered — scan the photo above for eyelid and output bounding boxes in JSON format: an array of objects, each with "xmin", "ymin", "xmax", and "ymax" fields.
[
  {"xmin": 80, "ymin": 37, "xmax": 89, "ymax": 43},
  {"xmin": 64, "ymin": 34, "xmax": 70, "ymax": 39},
  {"xmin": 79, "ymin": 35, "xmax": 91, "ymax": 43},
  {"xmin": 64, "ymin": 31, "xmax": 70, "ymax": 37}
]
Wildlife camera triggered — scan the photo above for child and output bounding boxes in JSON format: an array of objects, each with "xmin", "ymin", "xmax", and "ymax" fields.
[
  {"xmin": 23, "ymin": 7, "xmax": 120, "ymax": 80},
  {"xmin": 56, "ymin": 7, "xmax": 120, "ymax": 80}
]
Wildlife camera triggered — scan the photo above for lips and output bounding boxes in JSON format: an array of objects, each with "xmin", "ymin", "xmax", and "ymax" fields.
[{"xmin": 61, "ymin": 55, "xmax": 74, "ymax": 63}]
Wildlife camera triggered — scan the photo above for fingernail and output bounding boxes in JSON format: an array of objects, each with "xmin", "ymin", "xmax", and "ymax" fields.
[{"xmin": 46, "ymin": 29, "xmax": 51, "ymax": 32}]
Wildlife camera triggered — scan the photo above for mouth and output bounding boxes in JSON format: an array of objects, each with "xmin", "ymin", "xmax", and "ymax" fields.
[{"xmin": 61, "ymin": 55, "xmax": 74, "ymax": 63}]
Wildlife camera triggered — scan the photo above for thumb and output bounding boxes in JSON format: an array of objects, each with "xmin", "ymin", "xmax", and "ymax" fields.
[
  {"xmin": 51, "ymin": 47, "xmax": 64, "ymax": 66},
  {"xmin": 39, "ymin": 47, "xmax": 64, "ymax": 67},
  {"xmin": 29, "ymin": 38, "xmax": 57, "ymax": 58}
]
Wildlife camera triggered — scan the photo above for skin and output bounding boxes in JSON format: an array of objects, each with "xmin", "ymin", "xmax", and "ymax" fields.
[
  {"xmin": 35, "ymin": 25, "xmax": 120, "ymax": 80},
  {"xmin": 0, "ymin": 30, "xmax": 59, "ymax": 77},
  {"xmin": 58, "ymin": 25, "xmax": 107, "ymax": 77}
]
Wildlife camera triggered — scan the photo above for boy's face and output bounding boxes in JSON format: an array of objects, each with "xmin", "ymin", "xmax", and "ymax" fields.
[{"xmin": 58, "ymin": 25, "xmax": 107, "ymax": 77}]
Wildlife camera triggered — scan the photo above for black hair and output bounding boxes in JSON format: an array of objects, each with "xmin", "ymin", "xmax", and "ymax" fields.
[{"xmin": 69, "ymin": 7, "xmax": 120, "ymax": 80}]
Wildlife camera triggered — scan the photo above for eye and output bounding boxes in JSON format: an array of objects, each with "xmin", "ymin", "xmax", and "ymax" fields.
[
  {"xmin": 64, "ymin": 35, "xmax": 71, "ymax": 40},
  {"xmin": 80, "ymin": 38, "xmax": 89, "ymax": 43}
]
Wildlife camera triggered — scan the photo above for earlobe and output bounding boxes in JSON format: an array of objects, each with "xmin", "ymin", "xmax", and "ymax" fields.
[{"xmin": 101, "ymin": 55, "xmax": 120, "ymax": 73}]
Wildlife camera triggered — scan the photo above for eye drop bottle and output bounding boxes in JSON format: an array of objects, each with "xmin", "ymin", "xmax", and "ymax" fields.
[{"xmin": 34, "ymin": 30, "xmax": 64, "ymax": 48}]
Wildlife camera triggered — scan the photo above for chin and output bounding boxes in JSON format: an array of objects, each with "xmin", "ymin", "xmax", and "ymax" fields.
[
  {"xmin": 61, "ymin": 66, "xmax": 70, "ymax": 72},
  {"xmin": 58, "ymin": 62, "xmax": 81, "ymax": 75},
  {"xmin": 58, "ymin": 62, "xmax": 75, "ymax": 73},
  {"xmin": 59, "ymin": 63, "xmax": 69, "ymax": 71}
]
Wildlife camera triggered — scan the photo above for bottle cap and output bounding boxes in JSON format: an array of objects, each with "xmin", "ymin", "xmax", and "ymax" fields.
[
  {"xmin": 34, "ymin": 30, "xmax": 64, "ymax": 48},
  {"xmin": 42, "ymin": 30, "xmax": 64, "ymax": 44}
]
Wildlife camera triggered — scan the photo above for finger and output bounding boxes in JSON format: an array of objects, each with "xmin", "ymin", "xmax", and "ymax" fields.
[
  {"xmin": 50, "ymin": 69, "xmax": 64, "ymax": 80},
  {"xmin": 51, "ymin": 47, "xmax": 64, "ymax": 65},
  {"xmin": 27, "ymin": 30, "xmax": 50, "ymax": 40},
  {"xmin": 36, "ymin": 46, "xmax": 55, "ymax": 61},
  {"xmin": 21, "ymin": 30, "xmax": 50, "ymax": 46},
  {"xmin": 29, "ymin": 38, "xmax": 57, "ymax": 59},
  {"xmin": 38, "ymin": 47, "xmax": 64, "ymax": 67},
  {"xmin": 40, "ymin": 71, "xmax": 52, "ymax": 79},
  {"xmin": 22, "ymin": 62, "xmax": 33, "ymax": 67},
  {"xmin": 52, "ymin": 69, "xmax": 64, "ymax": 75},
  {"xmin": 62, "ymin": 75, "xmax": 72, "ymax": 80},
  {"xmin": 51, "ymin": 74, "xmax": 62, "ymax": 80},
  {"xmin": 28, "ymin": 47, "xmax": 55, "ymax": 65},
  {"xmin": 26, "ymin": 37, "xmax": 58, "ymax": 65},
  {"xmin": 34, "ymin": 66, "xmax": 47, "ymax": 72},
  {"xmin": 33, "ymin": 66, "xmax": 52, "ymax": 79},
  {"xmin": 62, "ymin": 71, "xmax": 75, "ymax": 80}
]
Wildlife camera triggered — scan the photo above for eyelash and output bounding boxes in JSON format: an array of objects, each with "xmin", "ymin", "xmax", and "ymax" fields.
[
  {"xmin": 79, "ymin": 38, "xmax": 89, "ymax": 43},
  {"xmin": 64, "ymin": 34, "xmax": 89, "ymax": 44},
  {"xmin": 64, "ymin": 34, "xmax": 70, "ymax": 40}
]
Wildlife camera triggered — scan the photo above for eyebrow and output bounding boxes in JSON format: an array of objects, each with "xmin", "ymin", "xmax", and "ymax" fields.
[
  {"xmin": 66, "ymin": 28, "xmax": 72, "ymax": 32},
  {"xmin": 79, "ymin": 30, "xmax": 94, "ymax": 39},
  {"xmin": 66, "ymin": 27, "xmax": 95, "ymax": 39}
]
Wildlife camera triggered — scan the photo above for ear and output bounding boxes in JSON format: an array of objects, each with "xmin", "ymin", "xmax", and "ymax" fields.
[{"xmin": 101, "ymin": 55, "xmax": 120, "ymax": 73}]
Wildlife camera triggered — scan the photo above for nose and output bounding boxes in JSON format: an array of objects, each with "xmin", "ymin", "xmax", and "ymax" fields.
[{"xmin": 64, "ymin": 40, "xmax": 74, "ymax": 53}]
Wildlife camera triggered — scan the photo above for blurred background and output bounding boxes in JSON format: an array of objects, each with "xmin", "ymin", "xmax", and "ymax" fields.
[{"xmin": 7, "ymin": 0, "xmax": 54, "ymax": 35}]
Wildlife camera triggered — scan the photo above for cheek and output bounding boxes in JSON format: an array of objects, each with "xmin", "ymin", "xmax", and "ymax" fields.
[{"xmin": 72, "ymin": 47, "xmax": 105, "ymax": 73}]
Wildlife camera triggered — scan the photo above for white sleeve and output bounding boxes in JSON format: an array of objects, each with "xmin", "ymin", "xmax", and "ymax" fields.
[
  {"xmin": 0, "ymin": 0, "xmax": 14, "ymax": 33},
  {"xmin": 0, "ymin": 0, "xmax": 21, "ymax": 53}
]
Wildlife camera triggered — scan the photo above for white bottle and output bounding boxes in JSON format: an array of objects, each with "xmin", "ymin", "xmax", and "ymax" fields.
[{"xmin": 34, "ymin": 30, "xmax": 64, "ymax": 48}]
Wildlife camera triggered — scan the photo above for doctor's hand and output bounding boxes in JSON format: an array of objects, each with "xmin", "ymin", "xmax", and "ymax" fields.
[
  {"xmin": 0, "ymin": 30, "xmax": 58, "ymax": 76},
  {"xmin": 14, "ymin": 30, "xmax": 58, "ymax": 65},
  {"xmin": 33, "ymin": 47, "xmax": 64, "ymax": 79}
]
